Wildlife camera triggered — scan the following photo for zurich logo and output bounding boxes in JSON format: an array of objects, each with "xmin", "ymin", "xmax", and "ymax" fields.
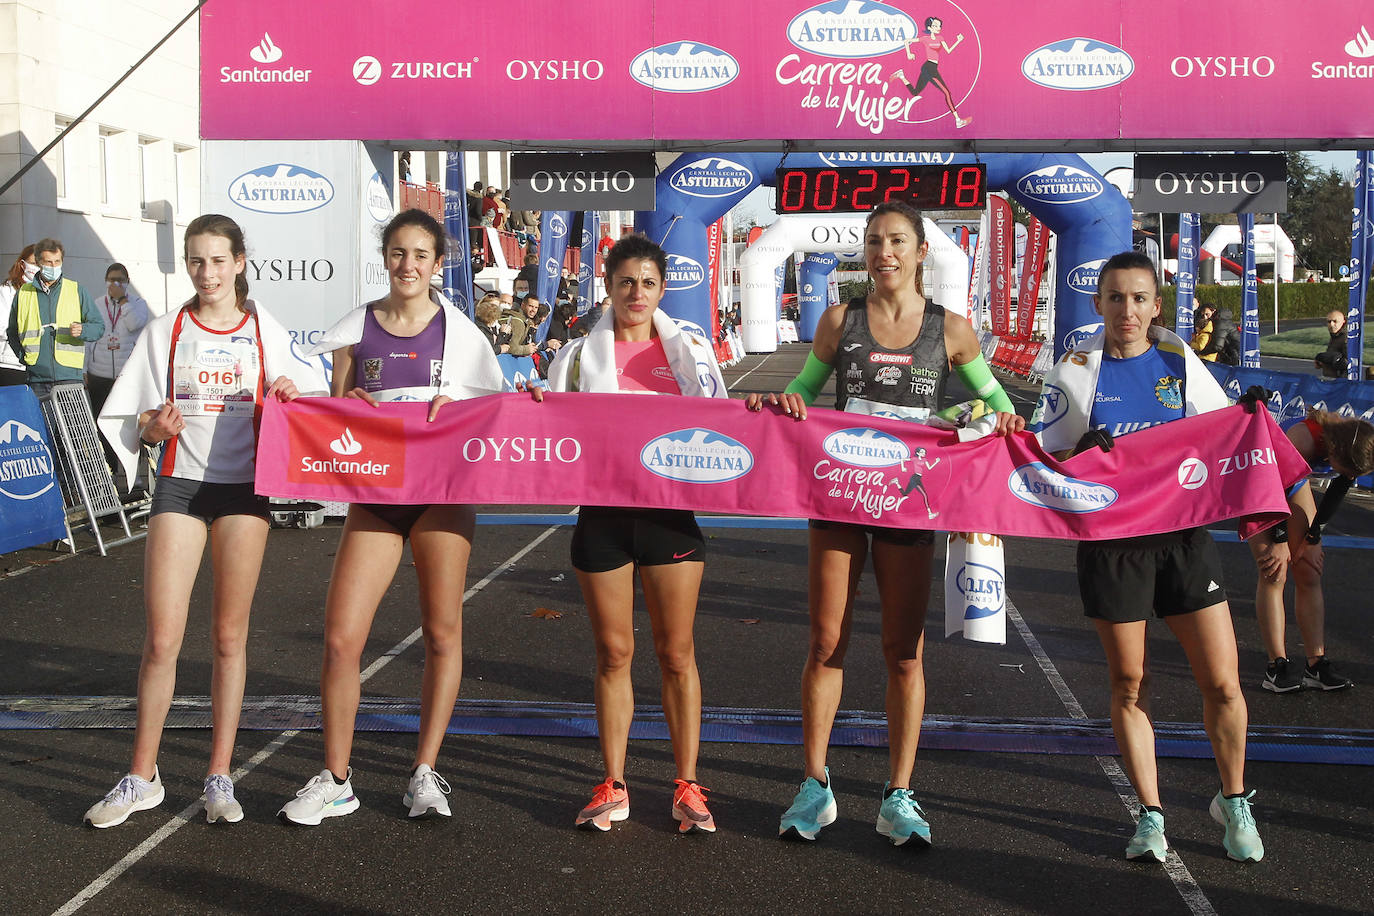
[
  {"xmin": 548, "ymin": 213, "xmax": 568, "ymax": 239},
  {"xmin": 0, "ymin": 419, "xmax": 55, "ymax": 501},
  {"xmin": 1016, "ymin": 165, "xmax": 1105, "ymax": 204},
  {"xmin": 665, "ymin": 254, "xmax": 705, "ymax": 291},
  {"xmin": 787, "ymin": 1, "xmax": 917, "ymax": 59},
  {"xmin": 955, "ymin": 561, "xmax": 1005, "ymax": 619},
  {"xmin": 668, "ymin": 157, "xmax": 754, "ymax": 199},
  {"xmin": 198, "ymin": 347, "xmax": 238, "ymax": 369},
  {"xmin": 1009, "ymin": 462, "xmax": 1117, "ymax": 513},
  {"xmin": 1067, "ymin": 260, "xmax": 1107, "ymax": 295},
  {"xmin": 1021, "ymin": 38, "xmax": 1135, "ymax": 91},
  {"xmin": 819, "ymin": 151, "xmax": 954, "ymax": 167},
  {"xmin": 640, "ymin": 428, "xmax": 753, "ymax": 483},
  {"xmin": 629, "ymin": 41, "xmax": 739, "ymax": 92},
  {"xmin": 229, "ymin": 163, "xmax": 334, "ymax": 215},
  {"xmin": 1061, "ymin": 323, "xmax": 1101, "ymax": 352},
  {"xmin": 822, "ymin": 427, "xmax": 910, "ymax": 468}
]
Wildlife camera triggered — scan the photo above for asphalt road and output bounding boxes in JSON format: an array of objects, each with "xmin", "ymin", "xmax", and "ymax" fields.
[{"xmin": 2, "ymin": 344, "xmax": 1371, "ymax": 916}]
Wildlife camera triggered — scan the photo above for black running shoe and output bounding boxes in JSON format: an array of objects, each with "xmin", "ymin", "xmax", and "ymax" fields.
[
  {"xmin": 1263, "ymin": 657, "xmax": 1303, "ymax": 693},
  {"xmin": 1302, "ymin": 657, "xmax": 1353, "ymax": 691}
]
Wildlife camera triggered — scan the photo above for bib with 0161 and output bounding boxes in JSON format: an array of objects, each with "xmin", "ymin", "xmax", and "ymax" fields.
[{"xmin": 172, "ymin": 337, "xmax": 260, "ymax": 418}]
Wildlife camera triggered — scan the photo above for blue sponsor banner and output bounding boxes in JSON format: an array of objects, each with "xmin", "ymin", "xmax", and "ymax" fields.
[
  {"xmin": 577, "ymin": 211, "xmax": 598, "ymax": 315},
  {"xmin": 496, "ymin": 354, "xmax": 540, "ymax": 390},
  {"xmin": 1175, "ymin": 213, "xmax": 1200, "ymax": 342},
  {"xmin": 798, "ymin": 253, "xmax": 838, "ymax": 342},
  {"xmin": 537, "ymin": 210, "xmax": 573, "ymax": 308},
  {"xmin": 442, "ymin": 153, "xmax": 474, "ymax": 318},
  {"xmin": 1239, "ymin": 212, "xmax": 1259, "ymax": 367},
  {"xmin": 1350, "ymin": 150, "xmax": 1372, "ymax": 381},
  {"xmin": 0, "ymin": 387, "xmax": 67, "ymax": 553},
  {"xmin": 1205, "ymin": 362, "xmax": 1374, "ymax": 487}
]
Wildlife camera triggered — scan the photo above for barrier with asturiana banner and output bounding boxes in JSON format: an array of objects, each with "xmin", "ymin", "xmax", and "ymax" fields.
[{"xmin": 0, "ymin": 387, "xmax": 68, "ymax": 554}]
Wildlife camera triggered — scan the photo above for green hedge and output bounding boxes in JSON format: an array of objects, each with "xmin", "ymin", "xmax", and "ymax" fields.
[{"xmin": 1161, "ymin": 283, "xmax": 1349, "ymax": 322}]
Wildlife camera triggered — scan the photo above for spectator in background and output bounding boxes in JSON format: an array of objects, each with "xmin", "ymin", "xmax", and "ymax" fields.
[
  {"xmin": 398, "ymin": 151, "xmax": 412, "ymax": 183},
  {"xmin": 514, "ymin": 254, "xmax": 539, "ymax": 298},
  {"xmin": 0, "ymin": 244, "xmax": 36, "ymax": 386},
  {"xmin": 481, "ymin": 187, "xmax": 503, "ymax": 229},
  {"xmin": 1210, "ymin": 308, "xmax": 1241, "ymax": 366},
  {"xmin": 518, "ymin": 208, "xmax": 541, "ymax": 248},
  {"xmin": 595, "ymin": 224, "xmax": 615, "ymax": 275},
  {"xmin": 466, "ymin": 181, "xmax": 485, "ymax": 249},
  {"xmin": 503, "ymin": 295, "xmax": 542, "ymax": 361},
  {"xmin": 6, "ymin": 237, "xmax": 104, "ymax": 396},
  {"xmin": 546, "ymin": 299, "xmax": 576, "ymax": 349},
  {"xmin": 571, "ymin": 295, "xmax": 611, "ymax": 338},
  {"xmin": 86, "ymin": 262, "xmax": 150, "ymax": 418},
  {"xmin": 1315, "ymin": 310, "xmax": 1349, "ymax": 379},
  {"xmin": 1189, "ymin": 303, "xmax": 1216, "ymax": 357},
  {"xmin": 474, "ymin": 294, "xmax": 508, "ymax": 356}
]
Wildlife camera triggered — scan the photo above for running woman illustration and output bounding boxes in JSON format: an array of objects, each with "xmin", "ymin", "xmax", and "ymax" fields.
[
  {"xmin": 890, "ymin": 16, "xmax": 972, "ymax": 129},
  {"xmin": 898, "ymin": 446, "xmax": 940, "ymax": 518}
]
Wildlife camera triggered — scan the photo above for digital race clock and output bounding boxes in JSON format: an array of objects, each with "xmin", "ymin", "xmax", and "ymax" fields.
[{"xmin": 774, "ymin": 164, "xmax": 987, "ymax": 214}]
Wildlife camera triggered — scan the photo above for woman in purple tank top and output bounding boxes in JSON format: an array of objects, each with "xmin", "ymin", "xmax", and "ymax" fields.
[{"xmin": 279, "ymin": 210, "xmax": 479, "ymax": 825}]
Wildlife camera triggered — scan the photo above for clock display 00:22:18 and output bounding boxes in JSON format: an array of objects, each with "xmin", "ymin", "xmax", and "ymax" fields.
[{"xmin": 774, "ymin": 166, "xmax": 985, "ymax": 213}]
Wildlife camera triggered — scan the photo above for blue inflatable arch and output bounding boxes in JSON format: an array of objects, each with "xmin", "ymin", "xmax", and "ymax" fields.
[{"xmin": 636, "ymin": 152, "xmax": 1132, "ymax": 359}]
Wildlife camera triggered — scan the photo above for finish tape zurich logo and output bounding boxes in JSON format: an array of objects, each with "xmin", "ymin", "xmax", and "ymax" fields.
[
  {"xmin": 1008, "ymin": 462, "xmax": 1117, "ymax": 513},
  {"xmin": 0, "ymin": 419, "xmax": 56, "ymax": 501},
  {"xmin": 1177, "ymin": 457, "xmax": 1208, "ymax": 490},
  {"xmin": 787, "ymin": 1, "xmax": 916, "ymax": 58},
  {"xmin": 629, "ymin": 42, "xmax": 739, "ymax": 92},
  {"xmin": 1021, "ymin": 38, "xmax": 1135, "ymax": 91},
  {"xmin": 822, "ymin": 427, "xmax": 911, "ymax": 468},
  {"xmin": 668, "ymin": 158, "xmax": 754, "ymax": 198},
  {"xmin": 228, "ymin": 163, "xmax": 334, "ymax": 215},
  {"xmin": 955, "ymin": 561, "xmax": 1005, "ymax": 619},
  {"xmin": 1067, "ymin": 260, "xmax": 1107, "ymax": 295},
  {"xmin": 665, "ymin": 254, "xmax": 705, "ymax": 291},
  {"xmin": 1015, "ymin": 165, "xmax": 1105, "ymax": 204},
  {"xmin": 640, "ymin": 428, "xmax": 753, "ymax": 483}
]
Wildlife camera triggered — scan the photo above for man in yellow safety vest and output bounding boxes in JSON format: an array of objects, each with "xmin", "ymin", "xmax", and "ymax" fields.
[{"xmin": 5, "ymin": 237, "xmax": 103, "ymax": 396}]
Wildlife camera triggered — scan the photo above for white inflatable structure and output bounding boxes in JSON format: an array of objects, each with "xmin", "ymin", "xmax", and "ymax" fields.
[
  {"xmin": 738, "ymin": 216, "xmax": 970, "ymax": 353},
  {"xmin": 1200, "ymin": 223, "xmax": 1296, "ymax": 283}
]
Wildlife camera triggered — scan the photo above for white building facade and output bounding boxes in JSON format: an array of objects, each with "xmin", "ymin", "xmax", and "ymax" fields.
[{"xmin": 0, "ymin": 0, "xmax": 199, "ymax": 316}]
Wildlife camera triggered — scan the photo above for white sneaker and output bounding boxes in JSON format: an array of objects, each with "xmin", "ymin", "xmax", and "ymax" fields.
[
  {"xmin": 84, "ymin": 767, "xmax": 165, "ymax": 828},
  {"xmin": 278, "ymin": 768, "xmax": 360, "ymax": 826},
  {"xmin": 404, "ymin": 764, "xmax": 452, "ymax": 818},
  {"xmin": 204, "ymin": 773, "xmax": 244, "ymax": 824}
]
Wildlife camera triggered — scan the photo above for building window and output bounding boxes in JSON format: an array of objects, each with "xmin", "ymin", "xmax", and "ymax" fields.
[
  {"xmin": 138, "ymin": 136, "xmax": 157, "ymax": 218},
  {"xmin": 174, "ymin": 144, "xmax": 195, "ymax": 219},
  {"xmin": 52, "ymin": 117, "xmax": 73, "ymax": 201},
  {"xmin": 99, "ymin": 127, "xmax": 121, "ymax": 207}
]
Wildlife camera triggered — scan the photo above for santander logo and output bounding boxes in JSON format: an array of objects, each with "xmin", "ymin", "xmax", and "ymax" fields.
[
  {"xmin": 250, "ymin": 33, "xmax": 283, "ymax": 64},
  {"xmin": 330, "ymin": 427, "xmax": 362, "ymax": 456}
]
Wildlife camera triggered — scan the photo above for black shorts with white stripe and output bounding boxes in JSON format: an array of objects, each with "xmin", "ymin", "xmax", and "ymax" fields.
[{"xmin": 1075, "ymin": 527, "xmax": 1227, "ymax": 623}]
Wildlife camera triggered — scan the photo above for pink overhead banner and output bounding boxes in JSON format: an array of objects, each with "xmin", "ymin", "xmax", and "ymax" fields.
[
  {"xmin": 255, "ymin": 394, "xmax": 1307, "ymax": 541},
  {"xmin": 202, "ymin": 2, "xmax": 1374, "ymax": 144}
]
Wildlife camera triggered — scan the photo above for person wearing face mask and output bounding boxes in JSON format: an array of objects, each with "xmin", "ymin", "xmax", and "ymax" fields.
[
  {"xmin": 7, "ymin": 237, "xmax": 104, "ymax": 396},
  {"xmin": 0, "ymin": 245, "xmax": 37, "ymax": 386},
  {"xmin": 86, "ymin": 263, "xmax": 150, "ymax": 420}
]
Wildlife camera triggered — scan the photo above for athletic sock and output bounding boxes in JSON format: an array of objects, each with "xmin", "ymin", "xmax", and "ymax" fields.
[{"xmin": 330, "ymin": 770, "xmax": 347, "ymax": 785}]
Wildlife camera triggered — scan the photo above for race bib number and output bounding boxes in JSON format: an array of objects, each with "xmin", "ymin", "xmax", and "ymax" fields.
[{"xmin": 172, "ymin": 339, "xmax": 259, "ymax": 417}]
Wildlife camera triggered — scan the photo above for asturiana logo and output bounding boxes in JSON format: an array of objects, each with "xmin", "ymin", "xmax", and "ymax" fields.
[
  {"xmin": 665, "ymin": 254, "xmax": 705, "ymax": 291},
  {"xmin": 1066, "ymin": 260, "xmax": 1107, "ymax": 295},
  {"xmin": 822, "ymin": 427, "xmax": 910, "ymax": 468},
  {"xmin": 229, "ymin": 164, "xmax": 333, "ymax": 215},
  {"xmin": 786, "ymin": 0, "xmax": 917, "ymax": 59},
  {"xmin": 1008, "ymin": 462, "xmax": 1117, "ymax": 513},
  {"xmin": 366, "ymin": 172, "xmax": 392, "ymax": 223},
  {"xmin": 197, "ymin": 347, "xmax": 239, "ymax": 369},
  {"xmin": 629, "ymin": 41, "xmax": 739, "ymax": 92},
  {"xmin": 1021, "ymin": 38, "xmax": 1134, "ymax": 91},
  {"xmin": 1061, "ymin": 323, "xmax": 1102, "ymax": 351},
  {"xmin": 1015, "ymin": 165, "xmax": 1105, "ymax": 204},
  {"xmin": 548, "ymin": 213, "xmax": 568, "ymax": 239},
  {"xmin": 955, "ymin": 561, "xmax": 1004, "ymax": 619},
  {"xmin": 1032, "ymin": 384, "xmax": 1069, "ymax": 430},
  {"xmin": 0, "ymin": 419, "xmax": 55, "ymax": 501},
  {"xmin": 668, "ymin": 158, "xmax": 754, "ymax": 199},
  {"xmin": 820, "ymin": 151, "xmax": 953, "ymax": 166},
  {"xmin": 640, "ymin": 429, "xmax": 753, "ymax": 483}
]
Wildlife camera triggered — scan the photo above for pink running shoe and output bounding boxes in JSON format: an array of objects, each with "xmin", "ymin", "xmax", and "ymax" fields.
[
  {"xmin": 672, "ymin": 779, "xmax": 716, "ymax": 834},
  {"xmin": 575, "ymin": 777, "xmax": 629, "ymax": 831}
]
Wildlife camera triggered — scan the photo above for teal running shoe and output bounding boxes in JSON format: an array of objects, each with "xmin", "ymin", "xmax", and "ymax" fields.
[
  {"xmin": 875, "ymin": 784, "xmax": 931, "ymax": 847},
  {"xmin": 1125, "ymin": 809, "xmax": 1168, "ymax": 862},
  {"xmin": 778, "ymin": 768, "xmax": 837, "ymax": 841},
  {"xmin": 1209, "ymin": 790, "xmax": 1264, "ymax": 863}
]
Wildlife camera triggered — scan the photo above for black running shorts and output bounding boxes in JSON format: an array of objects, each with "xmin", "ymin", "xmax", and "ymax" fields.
[
  {"xmin": 150, "ymin": 476, "xmax": 270, "ymax": 524},
  {"xmin": 354, "ymin": 503, "xmax": 432, "ymax": 538},
  {"xmin": 570, "ymin": 507, "xmax": 705, "ymax": 573},
  {"xmin": 1076, "ymin": 527, "xmax": 1227, "ymax": 623},
  {"xmin": 809, "ymin": 518, "xmax": 934, "ymax": 547}
]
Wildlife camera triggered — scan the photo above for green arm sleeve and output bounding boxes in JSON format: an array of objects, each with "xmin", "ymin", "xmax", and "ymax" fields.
[
  {"xmin": 953, "ymin": 353, "xmax": 1015, "ymax": 413},
  {"xmin": 782, "ymin": 351, "xmax": 835, "ymax": 406}
]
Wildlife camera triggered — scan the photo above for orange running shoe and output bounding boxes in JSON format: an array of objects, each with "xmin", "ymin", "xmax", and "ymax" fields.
[
  {"xmin": 575, "ymin": 777, "xmax": 629, "ymax": 831},
  {"xmin": 672, "ymin": 779, "xmax": 716, "ymax": 834}
]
